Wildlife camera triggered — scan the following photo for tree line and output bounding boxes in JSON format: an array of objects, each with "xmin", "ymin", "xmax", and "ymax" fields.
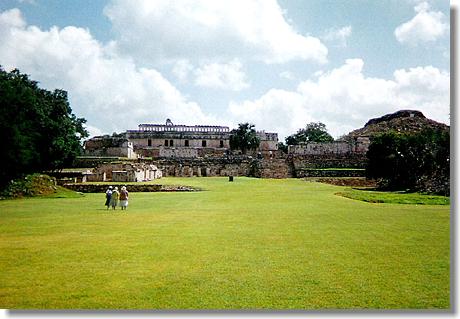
[{"xmin": 0, "ymin": 67, "xmax": 88, "ymax": 188}]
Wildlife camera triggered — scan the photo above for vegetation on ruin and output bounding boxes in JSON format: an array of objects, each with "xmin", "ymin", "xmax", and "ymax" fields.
[
  {"xmin": 229, "ymin": 123, "xmax": 260, "ymax": 154},
  {"xmin": 0, "ymin": 174, "xmax": 83, "ymax": 199},
  {"xmin": 366, "ymin": 128, "xmax": 450, "ymax": 195},
  {"xmin": 285, "ymin": 122, "xmax": 334, "ymax": 145},
  {"xmin": 0, "ymin": 177, "xmax": 449, "ymax": 309},
  {"xmin": 0, "ymin": 67, "xmax": 88, "ymax": 188}
]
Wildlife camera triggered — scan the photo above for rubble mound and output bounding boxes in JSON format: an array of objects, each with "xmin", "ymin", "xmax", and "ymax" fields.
[{"xmin": 346, "ymin": 110, "xmax": 449, "ymax": 138}]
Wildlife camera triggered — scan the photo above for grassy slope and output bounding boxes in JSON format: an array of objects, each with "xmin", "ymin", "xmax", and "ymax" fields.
[{"xmin": 0, "ymin": 177, "xmax": 450, "ymax": 309}]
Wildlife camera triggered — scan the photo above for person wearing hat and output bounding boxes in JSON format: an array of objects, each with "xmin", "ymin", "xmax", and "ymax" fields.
[
  {"xmin": 110, "ymin": 187, "xmax": 119, "ymax": 210},
  {"xmin": 105, "ymin": 186, "xmax": 113, "ymax": 210},
  {"xmin": 119, "ymin": 186, "xmax": 129, "ymax": 210}
]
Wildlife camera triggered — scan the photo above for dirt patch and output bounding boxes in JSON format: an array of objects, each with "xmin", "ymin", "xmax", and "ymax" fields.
[{"xmin": 308, "ymin": 177, "xmax": 378, "ymax": 188}]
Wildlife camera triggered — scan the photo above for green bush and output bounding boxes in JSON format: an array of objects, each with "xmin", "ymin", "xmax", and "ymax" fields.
[{"xmin": 366, "ymin": 128, "xmax": 449, "ymax": 195}]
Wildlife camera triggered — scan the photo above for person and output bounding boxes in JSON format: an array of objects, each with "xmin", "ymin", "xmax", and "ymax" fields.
[
  {"xmin": 110, "ymin": 187, "xmax": 119, "ymax": 210},
  {"xmin": 119, "ymin": 186, "xmax": 129, "ymax": 210},
  {"xmin": 105, "ymin": 186, "xmax": 113, "ymax": 210}
]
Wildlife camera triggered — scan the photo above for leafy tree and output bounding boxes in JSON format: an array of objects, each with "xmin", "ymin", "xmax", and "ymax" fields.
[
  {"xmin": 0, "ymin": 67, "xmax": 88, "ymax": 187},
  {"xmin": 229, "ymin": 123, "xmax": 260, "ymax": 154},
  {"xmin": 366, "ymin": 128, "xmax": 449, "ymax": 194},
  {"xmin": 285, "ymin": 122, "xmax": 334, "ymax": 145},
  {"xmin": 277, "ymin": 142, "xmax": 288, "ymax": 154}
]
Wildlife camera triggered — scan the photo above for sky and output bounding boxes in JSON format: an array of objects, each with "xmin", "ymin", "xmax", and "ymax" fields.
[{"xmin": 0, "ymin": 0, "xmax": 451, "ymax": 140}]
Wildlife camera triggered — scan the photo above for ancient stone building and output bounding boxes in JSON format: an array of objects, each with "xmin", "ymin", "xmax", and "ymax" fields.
[
  {"xmin": 84, "ymin": 134, "xmax": 136, "ymax": 159},
  {"xmin": 256, "ymin": 131, "xmax": 279, "ymax": 153},
  {"xmin": 89, "ymin": 163, "xmax": 162, "ymax": 182},
  {"xmin": 127, "ymin": 119, "xmax": 231, "ymax": 158},
  {"xmin": 84, "ymin": 119, "xmax": 279, "ymax": 159}
]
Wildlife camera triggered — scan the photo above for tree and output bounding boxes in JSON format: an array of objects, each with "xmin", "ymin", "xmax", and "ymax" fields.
[
  {"xmin": 277, "ymin": 142, "xmax": 288, "ymax": 154},
  {"xmin": 366, "ymin": 128, "xmax": 449, "ymax": 194},
  {"xmin": 0, "ymin": 67, "xmax": 88, "ymax": 187},
  {"xmin": 285, "ymin": 122, "xmax": 334, "ymax": 145},
  {"xmin": 229, "ymin": 123, "xmax": 260, "ymax": 154}
]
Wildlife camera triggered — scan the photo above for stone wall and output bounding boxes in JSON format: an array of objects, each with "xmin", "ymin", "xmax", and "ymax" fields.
[
  {"xmin": 288, "ymin": 138, "xmax": 369, "ymax": 156},
  {"xmin": 295, "ymin": 168, "xmax": 365, "ymax": 178},
  {"xmin": 154, "ymin": 157, "xmax": 253, "ymax": 177},
  {"xmin": 159, "ymin": 147, "xmax": 199, "ymax": 158},
  {"xmin": 291, "ymin": 153, "xmax": 367, "ymax": 171},
  {"xmin": 75, "ymin": 152, "xmax": 369, "ymax": 180},
  {"xmin": 151, "ymin": 157, "xmax": 294, "ymax": 179}
]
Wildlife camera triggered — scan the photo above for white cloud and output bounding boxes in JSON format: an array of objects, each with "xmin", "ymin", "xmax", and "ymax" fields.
[
  {"xmin": 194, "ymin": 59, "xmax": 250, "ymax": 91},
  {"xmin": 228, "ymin": 59, "xmax": 449, "ymax": 140},
  {"xmin": 84, "ymin": 124, "xmax": 104, "ymax": 138},
  {"xmin": 103, "ymin": 0, "xmax": 328, "ymax": 64},
  {"xmin": 17, "ymin": 0, "xmax": 36, "ymax": 4},
  {"xmin": 172, "ymin": 59, "xmax": 250, "ymax": 91},
  {"xmin": 321, "ymin": 26, "xmax": 352, "ymax": 47},
  {"xmin": 0, "ymin": 8, "xmax": 214, "ymax": 135},
  {"xmin": 279, "ymin": 71, "xmax": 295, "ymax": 81},
  {"xmin": 172, "ymin": 59, "xmax": 194, "ymax": 83},
  {"xmin": 394, "ymin": 1, "xmax": 448, "ymax": 45}
]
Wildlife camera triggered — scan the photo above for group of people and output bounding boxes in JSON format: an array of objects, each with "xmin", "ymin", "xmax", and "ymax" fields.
[{"xmin": 105, "ymin": 186, "xmax": 129, "ymax": 210}]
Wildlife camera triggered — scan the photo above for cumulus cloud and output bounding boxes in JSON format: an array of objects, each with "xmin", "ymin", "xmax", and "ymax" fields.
[
  {"xmin": 171, "ymin": 59, "xmax": 194, "ymax": 83},
  {"xmin": 0, "ymin": 8, "xmax": 214, "ymax": 136},
  {"xmin": 103, "ymin": 0, "xmax": 328, "ymax": 64},
  {"xmin": 172, "ymin": 59, "xmax": 250, "ymax": 91},
  {"xmin": 394, "ymin": 2, "xmax": 448, "ymax": 45},
  {"xmin": 321, "ymin": 26, "xmax": 352, "ymax": 47},
  {"xmin": 194, "ymin": 59, "xmax": 249, "ymax": 91},
  {"xmin": 228, "ymin": 59, "xmax": 449, "ymax": 140}
]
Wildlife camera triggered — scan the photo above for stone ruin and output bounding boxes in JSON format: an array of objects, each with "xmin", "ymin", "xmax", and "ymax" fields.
[
  {"xmin": 52, "ymin": 163, "xmax": 163, "ymax": 184},
  {"xmin": 84, "ymin": 119, "xmax": 279, "ymax": 159},
  {"xmin": 88, "ymin": 162, "xmax": 162, "ymax": 182},
  {"xmin": 76, "ymin": 110, "xmax": 447, "ymax": 179}
]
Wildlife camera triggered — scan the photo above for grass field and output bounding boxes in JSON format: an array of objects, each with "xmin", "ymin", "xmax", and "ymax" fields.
[
  {"xmin": 335, "ymin": 188, "xmax": 450, "ymax": 205},
  {"xmin": 0, "ymin": 177, "xmax": 450, "ymax": 309}
]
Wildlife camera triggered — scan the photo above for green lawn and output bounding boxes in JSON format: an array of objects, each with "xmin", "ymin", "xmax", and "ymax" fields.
[
  {"xmin": 336, "ymin": 188, "xmax": 450, "ymax": 205},
  {"xmin": 0, "ymin": 177, "xmax": 450, "ymax": 309}
]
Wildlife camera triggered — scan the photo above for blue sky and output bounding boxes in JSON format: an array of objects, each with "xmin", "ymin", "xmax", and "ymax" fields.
[{"xmin": 0, "ymin": 0, "xmax": 451, "ymax": 140}]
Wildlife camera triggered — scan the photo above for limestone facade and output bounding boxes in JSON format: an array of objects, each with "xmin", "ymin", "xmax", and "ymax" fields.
[
  {"xmin": 85, "ymin": 119, "xmax": 279, "ymax": 159},
  {"xmin": 84, "ymin": 135, "xmax": 136, "ymax": 158},
  {"xmin": 288, "ymin": 137, "xmax": 370, "ymax": 156}
]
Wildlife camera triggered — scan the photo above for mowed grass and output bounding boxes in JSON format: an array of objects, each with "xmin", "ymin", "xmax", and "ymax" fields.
[
  {"xmin": 0, "ymin": 177, "xmax": 450, "ymax": 309},
  {"xmin": 336, "ymin": 188, "xmax": 450, "ymax": 205}
]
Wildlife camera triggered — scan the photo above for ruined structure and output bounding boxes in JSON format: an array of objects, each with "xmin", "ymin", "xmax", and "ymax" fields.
[
  {"xmin": 127, "ymin": 119, "xmax": 231, "ymax": 158},
  {"xmin": 288, "ymin": 138, "xmax": 370, "ymax": 156},
  {"xmin": 52, "ymin": 163, "xmax": 162, "ymax": 184},
  {"xmin": 84, "ymin": 134, "xmax": 136, "ymax": 159},
  {"xmin": 89, "ymin": 162, "xmax": 162, "ymax": 182},
  {"xmin": 345, "ymin": 110, "xmax": 449, "ymax": 138},
  {"xmin": 79, "ymin": 110, "xmax": 446, "ymax": 179},
  {"xmin": 84, "ymin": 119, "xmax": 279, "ymax": 159}
]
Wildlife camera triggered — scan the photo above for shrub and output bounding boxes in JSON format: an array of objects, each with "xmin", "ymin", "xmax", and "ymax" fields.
[{"xmin": 366, "ymin": 128, "xmax": 449, "ymax": 195}]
